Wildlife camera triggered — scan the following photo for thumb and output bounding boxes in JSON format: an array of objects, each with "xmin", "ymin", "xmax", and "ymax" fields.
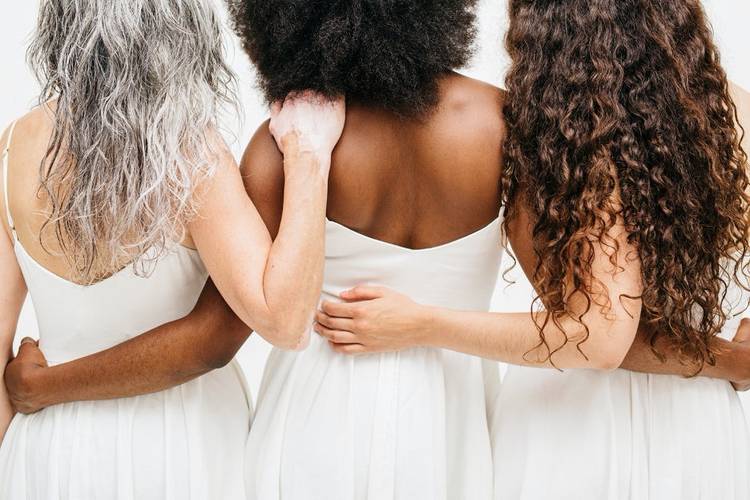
[
  {"xmin": 340, "ymin": 286, "xmax": 386, "ymax": 301},
  {"xmin": 733, "ymin": 318, "xmax": 750, "ymax": 343},
  {"xmin": 18, "ymin": 337, "xmax": 39, "ymax": 349},
  {"xmin": 15, "ymin": 338, "xmax": 48, "ymax": 367}
]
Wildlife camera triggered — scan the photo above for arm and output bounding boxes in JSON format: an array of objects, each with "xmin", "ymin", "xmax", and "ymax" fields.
[
  {"xmin": 4, "ymin": 93, "xmax": 345, "ymax": 413},
  {"xmin": 318, "ymin": 85, "xmax": 750, "ymax": 376},
  {"xmin": 0, "ymin": 245, "xmax": 25, "ymax": 441},
  {"xmin": 316, "ymin": 199, "xmax": 642, "ymax": 370},
  {"xmin": 5, "ymin": 279, "xmax": 250, "ymax": 414},
  {"xmin": 619, "ymin": 320, "xmax": 750, "ymax": 389},
  {"xmin": 187, "ymin": 94, "xmax": 344, "ymax": 350},
  {"xmin": 619, "ymin": 81, "xmax": 750, "ymax": 384},
  {"xmin": 0, "ymin": 126, "xmax": 30, "ymax": 437}
]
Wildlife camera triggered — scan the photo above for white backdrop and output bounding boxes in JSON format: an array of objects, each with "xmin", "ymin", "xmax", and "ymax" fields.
[{"xmin": 0, "ymin": 0, "xmax": 749, "ymax": 410}]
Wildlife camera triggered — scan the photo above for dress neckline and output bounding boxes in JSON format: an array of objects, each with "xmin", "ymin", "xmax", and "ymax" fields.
[
  {"xmin": 325, "ymin": 216, "xmax": 502, "ymax": 253},
  {"xmin": 13, "ymin": 239, "xmax": 198, "ymax": 288}
]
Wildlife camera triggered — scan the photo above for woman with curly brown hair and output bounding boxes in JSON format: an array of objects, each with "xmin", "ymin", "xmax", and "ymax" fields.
[{"xmin": 315, "ymin": 0, "xmax": 750, "ymax": 498}]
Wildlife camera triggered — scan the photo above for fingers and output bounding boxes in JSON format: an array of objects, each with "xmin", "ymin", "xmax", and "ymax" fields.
[
  {"xmin": 328, "ymin": 342, "xmax": 369, "ymax": 355},
  {"xmin": 315, "ymin": 310, "xmax": 354, "ymax": 331},
  {"xmin": 320, "ymin": 300, "xmax": 357, "ymax": 318},
  {"xmin": 14, "ymin": 337, "xmax": 48, "ymax": 367},
  {"xmin": 340, "ymin": 286, "xmax": 386, "ymax": 301},
  {"xmin": 314, "ymin": 323, "xmax": 358, "ymax": 344},
  {"xmin": 18, "ymin": 337, "xmax": 41, "ymax": 354}
]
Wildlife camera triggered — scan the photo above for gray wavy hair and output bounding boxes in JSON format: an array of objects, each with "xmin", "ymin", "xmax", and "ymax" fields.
[{"xmin": 27, "ymin": 0, "xmax": 237, "ymax": 284}]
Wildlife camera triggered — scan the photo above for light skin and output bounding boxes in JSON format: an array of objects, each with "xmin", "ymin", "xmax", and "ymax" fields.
[
  {"xmin": 0, "ymin": 92, "xmax": 344, "ymax": 428},
  {"xmin": 5, "ymin": 77, "xmax": 749, "ymax": 419},
  {"xmin": 314, "ymin": 82, "xmax": 750, "ymax": 385}
]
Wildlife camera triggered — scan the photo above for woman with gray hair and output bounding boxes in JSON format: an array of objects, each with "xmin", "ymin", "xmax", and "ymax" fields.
[{"xmin": 0, "ymin": 0, "xmax": 343, "ymax": 498}]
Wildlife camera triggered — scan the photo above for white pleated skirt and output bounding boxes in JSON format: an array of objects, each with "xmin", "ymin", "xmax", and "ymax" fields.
[
  {"xmin": 245, "ymin": 334, "xmax": 500, "ymax": 500},
  {"xmin": 492, "ymin": 367, "xmax": 750, "ymax": 499},
  {"xmin": 0, "ymin": 360, "xmax": 252, "ymax": 500}
]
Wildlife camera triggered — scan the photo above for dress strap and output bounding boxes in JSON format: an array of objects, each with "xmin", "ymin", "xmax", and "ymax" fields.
[{"xmin": 3, "ymin": 120, "xmax": 19, "ymax": 242}]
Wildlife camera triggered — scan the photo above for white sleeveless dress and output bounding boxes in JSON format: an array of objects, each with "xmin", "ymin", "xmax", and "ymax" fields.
[
  {"xmin": 0, "ymin": 122, "xmax": 253, "ymax": 500},
  {"xmin": 244, "ymin": 216, "xmax": 505, "ymax": 500},
  {"xmin": 492, "ymin": 287, "xmax": 750, "ymax": 499}
]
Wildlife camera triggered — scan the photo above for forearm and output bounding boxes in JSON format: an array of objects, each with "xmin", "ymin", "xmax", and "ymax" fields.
[
  {"xmin": 256, "ymin": 154, "xmax": 328, "ymax": 348},
  {"xmin": 619, "ymin": 323, "xmax": 750, "ymax": 381},
  {"xmin": 422, "ymin": 307, "xmax": 637, "ymax": 370},
  {"xmin": 16, "ymin": 280, "xmax": 250, "ymax": 409}
]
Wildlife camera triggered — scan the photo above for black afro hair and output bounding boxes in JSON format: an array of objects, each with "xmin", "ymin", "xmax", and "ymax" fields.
[{"xmin": 227, "ymin": 0, "xmax": 478, "ymax": 117}]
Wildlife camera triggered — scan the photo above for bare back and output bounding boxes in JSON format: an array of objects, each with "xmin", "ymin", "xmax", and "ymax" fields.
[
  {"xmin": 0, "ymin": 106, "xmax": 199, "ymax": 285},
  {"xmin": 243, "ymin": 73, "xmax": 505, "ymax": 245},
  {"xmin": 0, "ymin": 107, "xmax": 73, "ymax": 279}
]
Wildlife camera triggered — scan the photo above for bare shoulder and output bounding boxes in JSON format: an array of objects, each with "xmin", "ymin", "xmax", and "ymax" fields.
[
  {"xmin": 729, "ymin": 82, "xmax": 750, "ymax": 155},
  {"xmin": 0, "ymin": 106, "xmax": 53, "ymax": 242},
  {"xmin": 730, "ymin": 82, "xmax": 750, "ymax": 106},
  {"xmin": 1, "ymin": 106, "xmax": 52, "ymax": 152},
  {"xmin": 420, "ymin": 74, "xmax": 506, "ymax": 180},
  {"xmin": 730, "ymin": 82, "xmax": 750, "ymax": 126},
  {"xmin": 439, "ymin": 73, "xmax": 506, "ymax": 126},
  {"xmin": 425, "ymin": 73, "xmax": 506, "ymax": 159},
  {"xmin": 239, "ymin": 118, "xmax": 285, "ymax": 237}
]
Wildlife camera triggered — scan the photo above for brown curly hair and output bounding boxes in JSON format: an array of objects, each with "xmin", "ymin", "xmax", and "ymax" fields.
[{"xmin": 502, "ymin": 0, "xmax": 750, "ymax": 373}]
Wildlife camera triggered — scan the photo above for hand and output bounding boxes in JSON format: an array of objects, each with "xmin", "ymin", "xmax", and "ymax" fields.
[
  {"xmin": 269, "ymin": 90, "xmax": 346, "ymax": 163},
  {"xmin": 314, "ymin": 286, "xmax": 429, "ymax": 354},
  {"xmin": 731, "ymin": 318, "xmax": 750, "ymax": 391},
  {"xmin": 5, "ymin": 337, "xmax": 49, "ymax": 413}
]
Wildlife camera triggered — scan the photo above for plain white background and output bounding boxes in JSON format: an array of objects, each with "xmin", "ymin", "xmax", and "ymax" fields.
[{"xmin": 0, "ymin": 0, "xmax": 749, "ymax": 415}]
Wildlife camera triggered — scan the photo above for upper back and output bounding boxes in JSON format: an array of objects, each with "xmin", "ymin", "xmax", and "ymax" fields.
[
  {"xmin": 1, "ymin": 105, "xmax": 201, "ymax": 284},
  {"xmin": 0, "ymin": 106, "xmax": 70, "ymax": 278},
  {"xmin": 244, "ymin": 73, "xmax": 506, "ymax": 249}
]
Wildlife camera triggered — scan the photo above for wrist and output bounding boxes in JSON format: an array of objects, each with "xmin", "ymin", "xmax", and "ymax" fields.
[
  {"xmin": 283, "ymin": 151, "xmax": 331, "ymax": 177},
  {"xmin": 21, "ymin": 365, "xmax": 55, "ymax": 410},
  {"xmin": 414, "ymin": 304, "xmax": 440, "ymax": 348},
  {"xmin": 727, "ymin": 342, "xmax": 750, "ymax": 387}
]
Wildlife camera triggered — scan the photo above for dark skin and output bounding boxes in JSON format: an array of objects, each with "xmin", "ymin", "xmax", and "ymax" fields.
[
  {"xmin": 247, "ymin": 73, "xmax": 503, "ymax": 246},
  {"xmin": 6, "ymin": 72, "xmax": 750, "ymax": 413},
  {"xmin": 6, "ymin": 279, "xmax": 251, "ymax": 412}
]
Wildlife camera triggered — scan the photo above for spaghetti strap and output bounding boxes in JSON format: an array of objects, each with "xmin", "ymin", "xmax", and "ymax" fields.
[{"xmin": 3, "ymin": 120, "xmax": 19, "ymax": 242}]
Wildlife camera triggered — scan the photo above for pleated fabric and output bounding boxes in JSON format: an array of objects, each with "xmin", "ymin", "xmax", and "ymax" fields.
[
  {"xmin": 0, "ymin": 243, "xmax": 253, "ymax": 500},
  {"xmin": 244, "ymin": 217, "xmax": 505, "ymax": 500},
  {"xmin": 492, "ymin": 306, "xmax": 750, "ymax": 499}
]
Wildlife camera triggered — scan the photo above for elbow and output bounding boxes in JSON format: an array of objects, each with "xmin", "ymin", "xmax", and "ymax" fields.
[
  {"xmin": 588, "ymin": 321, "xmax": 638, "ymax": 371},
  {"xmin": 204, "ymin": 350, "xmax": 236, "ymax": 371},
  {"xmin": 242, "ymin": 300, "xmax": 316, "ymax": 351},
  {"xmin": 260, "ymin": 317, "xmax": 313, "ymax": 351},
  {"xmin": 591, "ymin": 350, "xmax": 627, "ymax": 371},
  {"xmin": 199, "ymin": 320, "xmax": 253, "ymax": 371}
]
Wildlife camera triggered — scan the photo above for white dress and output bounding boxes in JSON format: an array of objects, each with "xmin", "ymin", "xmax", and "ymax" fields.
[
  {"xmin": 0, "ymin": 122, "xmax": 253, "ymax": 500},
  {"xmin": 245, "ymin": 216, "xmax": 505, "ymax": 500},
  {"xmin": 492, "ymin": 290, "xmax": 750, "ymax": 499}
]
